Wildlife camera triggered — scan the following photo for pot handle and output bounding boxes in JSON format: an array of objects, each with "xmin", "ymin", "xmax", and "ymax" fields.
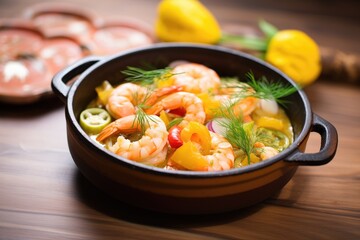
[
  {"xmin": 51, "ymin": 56, "xmax": 103, "ymax": 103},
  {"xmin": 284, "ymin": 113, "xmax": 338, "ymax": 165}
]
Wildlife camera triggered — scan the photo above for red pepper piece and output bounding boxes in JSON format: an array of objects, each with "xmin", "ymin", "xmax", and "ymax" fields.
[{"xmin": 168, "ymin": 126, "xmax": 183, "ymax": 148}]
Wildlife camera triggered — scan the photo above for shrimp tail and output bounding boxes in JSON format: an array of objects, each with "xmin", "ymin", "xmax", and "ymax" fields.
[
  {"xmin": 145, "ymin": 85, "xmax": 182, "ymax": 106},
  {"xmin": 96, "ymin": 123, "xmax": 119, "ymax": 142},
  {"xmin": 156, "ymin": 85, "xmax": 182, "ymax": 97},
  {"xmin": 145, "ymin": 103, "xmax": 163, "ymax": 115},
  {"xmin": 96, "ymin": 115, "xmax": 140, "ymax": 142}
]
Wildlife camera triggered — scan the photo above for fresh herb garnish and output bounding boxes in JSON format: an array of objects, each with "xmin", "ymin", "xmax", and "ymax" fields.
[
  {"xmin": 131, "ymin": 87, "xmax": 157, "ymax": 134},
  {"xmin": 122, "ymin": 66, "xmax": 175, "ymax": 85},
  {"xmin": 221, "ymin": 72, "xmax": 299, "ymax": 105},
  {"xmin": 215, "ymin": 101, "xmax": 256, "ymax": 164},
  {"xmin": 216, "ymin": 72, "xmax": 297, "ymax": 165},
  {"xmin": 245, "ymin": 72, "xmax": 299, "ymax": 104},
  {"xmin": 133, "ymin": 106, "xmax": 157, "ymax": 135}
]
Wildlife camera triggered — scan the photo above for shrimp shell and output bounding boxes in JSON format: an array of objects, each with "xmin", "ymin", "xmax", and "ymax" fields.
[
  {"xmin": 217, "ymin": 82, "xmax": 259, "ymax": 117},
  {"xmin": 206, "ymin": 132, "xmax": 235, "ymax": 171},
  {"xmin": 107, "ymin": 82, "xmax": 180, "ymax": 119},
  {"xmin": 146, "ymin": 91, "xmax": 206, "ymax": 126},
  {"xmin": 96, "ymin": 115, "xmax": 168, "ymax": 164},
  {"xmin": 171, "ymin": 63, "xmax": 221, "ymax": 94}
]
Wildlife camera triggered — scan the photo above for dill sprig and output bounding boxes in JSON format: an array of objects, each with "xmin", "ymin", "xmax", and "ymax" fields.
[
  {"xmin": 122, "ymin": 66, "xmax": 174, "ymax": 85},
  {"xmin": 245, "ymin": 72, "xmax": 299, "ymax": 105},
  {"xmin": 215, "ymin": 101, "xmax": 256, "ymax": 164},
  {"xmin": 131, "ymin": 87, "xmax": 157, "ymax": 134},
  {"xmin": 221, "ymin": 73, "xmax": 299, "ymax": 105},
  {"xmin": 133, "ymin": 106, "xmax": 157, "ymax": 134}
]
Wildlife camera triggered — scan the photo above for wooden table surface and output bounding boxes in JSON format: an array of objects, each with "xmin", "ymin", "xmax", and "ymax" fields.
[{"xmin": 1, "ymin": 0, "xmax": 359, "ymax": 239}]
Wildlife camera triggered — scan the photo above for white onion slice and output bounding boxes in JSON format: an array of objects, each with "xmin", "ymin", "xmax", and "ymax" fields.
[
  {"xmin": 259, "ymin": 99, "xmax": 279, "ymax": 115},
  {"xmin": 206, "ymin": 118, "xmax": 229, "ymax": 137}
]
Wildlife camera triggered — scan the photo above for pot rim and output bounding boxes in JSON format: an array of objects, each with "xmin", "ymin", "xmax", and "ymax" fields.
[{"xmin": 66, "ymin": 43, "xmax": 312, "ymax": 178}]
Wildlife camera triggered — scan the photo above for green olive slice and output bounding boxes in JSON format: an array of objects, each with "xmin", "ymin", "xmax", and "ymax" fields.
[{"xmin": 80, "ymin": 108, "xmax": 111, "ymax": 134}]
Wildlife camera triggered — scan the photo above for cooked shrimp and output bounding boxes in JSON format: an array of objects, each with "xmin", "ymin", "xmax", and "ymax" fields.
[
  {"xmin": 254, "ymin": 142, "xmax": 279, "ymax": 160},
  {"xmin": 141, "ymin": 145, "xmax": 168, "ymax": 166},
  {"xmin": 206, "ymin": 132, "xmax": 235, "ymax": 171},
  {"xmin": 107, "ymin": 82, "xmax": 180, "ymax": 119},
  {"xmin": 214, "ymin": 94, "xmax": 258, "ymax": 118},
  {"xmin": 232, "ymin": 96, "xmax": 259, "ymax": 117},
  {"xmin": 171, "ymin": 63, "xmax": 221, "ymax": 94},
  {"xmin": 106, "ymin": 83, "xmax": 140, "ymax": 118},
  {"xmin": 146, "ymin": 92, "xmax": 206, "ymax": 126},
  {"xmin": 259, "ymin": 146, "xmax": 279, "ymax": 160},
  {"xmin": 216, "ymin": 82, "xmax": 259, "ymax": 117},
  {"xmin": 96, "ymin": 115, "xmax": 168, "ymax": 163}
]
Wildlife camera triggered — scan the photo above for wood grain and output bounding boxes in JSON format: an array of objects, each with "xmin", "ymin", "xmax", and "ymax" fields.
[{"xmin": 0, "ymin": 0, "xmax": 359, "ymax": 239}]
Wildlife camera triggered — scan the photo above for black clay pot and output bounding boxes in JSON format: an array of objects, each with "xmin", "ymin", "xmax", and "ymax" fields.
[{"xmin": 52, "ymin": 43, "xmax": 338, "ymax": 214}]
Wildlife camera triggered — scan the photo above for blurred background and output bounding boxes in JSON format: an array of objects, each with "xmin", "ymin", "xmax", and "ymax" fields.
[
  {"xmin": 1, "ymin": 0, "xmax": 359, "ymax": 88},
  {"xmin": 0, "ymin": 1, "xmax": 358, "ymax": 239},
  {"xmin": 1, "ymin": 0, "xmax": 359, "ymax": 55}
]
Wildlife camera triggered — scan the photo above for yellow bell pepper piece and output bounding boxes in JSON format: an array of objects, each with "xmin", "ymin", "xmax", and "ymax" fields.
[
  {"xmin": 169, "ymin": 141, "xmax": 209, "ymax": 171},
  {"xmin": 241, "ymin": 153, "xmax": 260, "ymax": 166},
  {"xmin": 256, "ymin": 116, "xmax": 284, "ymax": 131},
  {"xmin": 197, "ymin": 92, "xmax": 221, "ymax": 120},
  {"xmin": 159, "ymin": 110, "xmax": 170, "ymax": 127},
  {"xmin": 265, "ymin": 30, "xmax": 321, "ymax": 86},
  {"xmin": 155, "ymin": 0, "xmax": 221, "ymax": 44},
  {"xmin": 95, "ymin": 80, "xmax": 114, "ymax": 105},
  {"xmin": 154, "ymin": 73, "xmax": 174, "ymax": 88},
  {"xmin": 180, "ymin": 121, "xmax": 211, "ymax": 155}
]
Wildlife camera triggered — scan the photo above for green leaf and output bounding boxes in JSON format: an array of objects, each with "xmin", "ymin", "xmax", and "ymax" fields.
[
  {"xmin": 258, "ymin": 19, "xmax": 278, "ymax": 40},
  {"xmin": 219, "ymin": 34, "xmax": 268, "ymax": 51},
  {"xmin": 167, "ymin": 118, "xmax": 184, "ymax": 130}
]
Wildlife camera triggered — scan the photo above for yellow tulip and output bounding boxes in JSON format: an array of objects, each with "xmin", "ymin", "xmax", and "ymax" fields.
[
  {"xmin": 265, "ymin": 30, "xmax": 322, "ymax": 86},
  {"xmin": 155, "ymin": 0, "xmax": 221, "ymax": 44}
]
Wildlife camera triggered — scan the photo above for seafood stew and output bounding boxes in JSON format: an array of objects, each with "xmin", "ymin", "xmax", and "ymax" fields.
[
  {"xmin": 79, "ymin": 61, "xmax": 298, "ymax": 171},
  {"xmin": 52, "ymin": 44, "xmax": 337, "ymax": 213}
]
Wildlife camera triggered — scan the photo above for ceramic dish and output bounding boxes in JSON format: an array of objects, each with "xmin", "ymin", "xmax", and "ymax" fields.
[
  {"xmin": 52, "ymin": 43, "xmax": 338, "ymax": 214},
  {"xmin": 0, "ymin": 19, "xmax": 84, "ymax": 104},
  {"xmin": 23, "ymin": 3, "xmax": 155, "ymax": 55},
  {"xmin": 0, "ymin": 3, "xmax": 155, "ymax": 104}
]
